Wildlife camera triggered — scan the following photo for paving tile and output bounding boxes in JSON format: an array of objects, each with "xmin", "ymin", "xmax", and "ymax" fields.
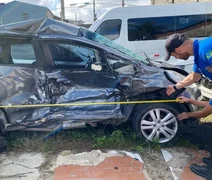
[
  {"xmin": 95, "ymin": 158, "xmax": 112, "ymax": 169},
  {"xmin": 181, "ymin": 166, "xmax": 205, "ymax": 180},
  {"xmin": 54, "ymin": 156, "xmax": 146, "ymax": 180},
  {"xmin": 183, "ymin": 148, "xmax": 209, "ymax": 165},
  {"xmin": 93, "ymin": 168, "xmax": 111, "ymax": 179},
  {"xmin": 181, "ymin": 148, "xmax": 209, "ymax": 180},
  {"xmin": 106, "ymin": 156, "xmax": 132, "ymax": 167}
]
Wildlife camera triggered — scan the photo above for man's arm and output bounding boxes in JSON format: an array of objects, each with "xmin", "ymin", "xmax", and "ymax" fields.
[
  {"xmin": 187, "ymin": 98, "xmax": 209, "ymax": 108},
  {"xmin": 177, "ymin": 98, "xmax": 212, "ymax": 120},
  {"xmin": 183, "ymin": 104, "xmax": 212, "ymax": 118},
  {"xmin": 167, "ymin": 72, "xmax": 201, "ymax": 96},
  {"xmin": 175, "ymin": 72, "xmax": 201, "ymax": 89}
]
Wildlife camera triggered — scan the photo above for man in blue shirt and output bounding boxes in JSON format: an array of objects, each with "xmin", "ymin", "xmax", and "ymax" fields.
[
  {"xmin": 165, "ymin": 33, "xmax": 212, "ymax": 119},
  {"xmin": 164, "ymin": 33, "xmax": 212, "ymax": 179}
]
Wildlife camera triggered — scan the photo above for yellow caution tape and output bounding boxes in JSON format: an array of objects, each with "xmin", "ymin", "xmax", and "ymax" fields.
[{"xmin": 0, "ymin": 98, "xmax": 183, "ymax": 109}]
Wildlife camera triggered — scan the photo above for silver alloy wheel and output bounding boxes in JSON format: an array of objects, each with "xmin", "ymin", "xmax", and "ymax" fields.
[{"xmin": 140, "ymin": 108, "xmax": 178, "ymax": 143}]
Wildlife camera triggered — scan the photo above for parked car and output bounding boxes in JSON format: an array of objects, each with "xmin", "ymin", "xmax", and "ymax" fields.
[{"xmin": 0, "ymin": 18, "xmax": 200, "ymax": 145}]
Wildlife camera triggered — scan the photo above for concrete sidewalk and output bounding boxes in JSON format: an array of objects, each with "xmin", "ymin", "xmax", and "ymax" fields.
[
  {"xmin": 53, "ymin": 148, "xmax": 209, "ymax": 180},
  {"xmin": 0, "ymin": 148, "xmax": 209, "ymax": 180},
  {"xmin": 53, "ymin": 150, "xmax": 146, "ymax": 180}
]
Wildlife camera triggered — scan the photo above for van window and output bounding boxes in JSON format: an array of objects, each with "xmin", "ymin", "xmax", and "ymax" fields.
[
  {"xmin": 175, "ymin": 15, "xmax": 206, "ymax": 37},
  {"xmin": 207, "ymin": 14, "xmax": 212, "ymax": 36},
  {"xmin": 128, "ymin": 17, "xmax": 174, "ymax": 41},
  {"xmin": 95, "ymin": 19, "xmax": 122, "ymax": 40}
]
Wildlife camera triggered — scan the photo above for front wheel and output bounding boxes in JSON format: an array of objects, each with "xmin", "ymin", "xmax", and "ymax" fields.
[{"xmin": 132, "ymin": 103, "xmax": 185, "ymax": 146}]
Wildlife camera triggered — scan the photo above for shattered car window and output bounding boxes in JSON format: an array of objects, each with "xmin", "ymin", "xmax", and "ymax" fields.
[
  {"xmin": 106, "ymin": 53, "xmax": 130, "ymax": 69},
  {"xmin": 48, "ymin": 43, "xmax": 96, "ymax": 69},
  {"xmin": 106, "ymin": 53, "xmax": 135, "ymax": 74},
  {"xmin": 79, "ymin": 28, "xmax": 150, "ymax": 65}
]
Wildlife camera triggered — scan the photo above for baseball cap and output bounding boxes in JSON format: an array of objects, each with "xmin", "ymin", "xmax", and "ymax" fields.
[{"xmin": 164, "ymin": 33, "xmax": 188, "ymax": 61}]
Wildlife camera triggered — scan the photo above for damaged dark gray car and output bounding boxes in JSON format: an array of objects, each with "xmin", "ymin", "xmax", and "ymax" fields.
[{"xmin": 0, "ymin": 18, "xmax": 200, "ymax": 145}]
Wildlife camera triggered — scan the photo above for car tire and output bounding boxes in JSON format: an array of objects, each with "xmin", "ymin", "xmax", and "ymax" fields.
[{"xmin": 132, "ymin": 103, "xmax": 189, "ymax": 146}]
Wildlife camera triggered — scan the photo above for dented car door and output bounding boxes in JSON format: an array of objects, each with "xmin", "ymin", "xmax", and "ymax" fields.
[
  {"xmin": 41, "ymin": 41, "xmax": 125, "ymax": 123},
  {"xmin": 0, "ymin": 37, "xmax": 49, "ymax": 126}
]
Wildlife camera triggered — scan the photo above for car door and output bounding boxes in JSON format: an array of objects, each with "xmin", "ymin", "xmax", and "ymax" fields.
[
  {"xmin": 42, "ymin": 40, "xmax": 125, "ymax": 122},
  {"xmin": 0, "ymin": 37, "xmax": 48, "ymax": 125}
]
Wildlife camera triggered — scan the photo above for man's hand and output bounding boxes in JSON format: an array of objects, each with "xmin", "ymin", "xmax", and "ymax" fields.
[
  {"xmin": 177, "ymin": 96, "xmax": 191, "ymax": 103},
  {"xmin": 177, "ymin": 112, "xmax": 189, "ymax": 120},
  {"xmin": 166, "ymin": 85, "xmax": 176, "ymax": 96}
]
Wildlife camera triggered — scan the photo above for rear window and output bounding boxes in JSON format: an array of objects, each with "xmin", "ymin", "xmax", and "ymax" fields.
[
  {"xmin": 0, "ymin": 40, "xmax": 36, "ymax": 66},
  {"xmin": 95, "ymin": 19, "xmax": 122, "ymax": 40}
]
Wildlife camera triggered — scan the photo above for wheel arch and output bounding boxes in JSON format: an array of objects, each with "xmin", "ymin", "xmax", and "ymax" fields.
[{"xmin": 128, "ymin": 92, "xmax": 198, "ymax": 124}]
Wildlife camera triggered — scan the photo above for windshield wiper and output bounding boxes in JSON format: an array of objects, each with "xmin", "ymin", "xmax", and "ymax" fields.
[{"xmin": 142, "ymin": 52, "xmax": 154, "ymax": 67}]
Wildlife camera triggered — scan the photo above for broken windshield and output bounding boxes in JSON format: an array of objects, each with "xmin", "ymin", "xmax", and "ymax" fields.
[{"xmin": 79, "ymin": 28, "xmax": 150, "ymax": 65}]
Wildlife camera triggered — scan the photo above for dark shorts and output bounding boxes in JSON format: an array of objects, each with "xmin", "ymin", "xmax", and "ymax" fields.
[
  {"xmin": 180, "ymin": 123, "xmax": 212, "ymax": 176},
  {"xmin": 181, "ymin": 122, "xmax": 212, "ymax": 146}
]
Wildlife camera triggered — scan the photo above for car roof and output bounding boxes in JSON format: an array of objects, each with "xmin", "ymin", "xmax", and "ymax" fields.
[
  {"xmin": 0, "ymin": 18, "xmax": 127, "ymax": 57},
  {"xmin": 0, "ymin": 18, "xmax": 148, "ymax": 66},
  {"xmin": 0, "ymin": 18, "xmax": 80, "ymax": 38}
]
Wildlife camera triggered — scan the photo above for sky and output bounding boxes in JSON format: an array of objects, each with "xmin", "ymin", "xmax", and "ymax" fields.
[{"xmin": 0, "ymin": 0, "xmax": 150, "ymax": 23}]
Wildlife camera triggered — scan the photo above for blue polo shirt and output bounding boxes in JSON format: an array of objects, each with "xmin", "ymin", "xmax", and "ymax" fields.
[{"xmin": 193, "ymin": 38, "xmax": 212, "ymax": 106}]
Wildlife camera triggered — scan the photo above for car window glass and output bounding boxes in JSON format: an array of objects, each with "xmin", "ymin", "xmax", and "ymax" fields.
[
  {"xmin": 106, "ymin": 53, "xmax": 135, "ymax": 74},
  {"xmin": 49, "ymin": 43, "xmax": 100, "ymax": 70},
  {"xmin": 128, "ymin": 16, "xmax": 174, "ymax": 41},
  {"xmin": 80, "ymin": 28, "xmax": 150, "ymax": 65},
  {"xmin": 95, "ymin": 19, "xmax": 122, "ymax": 40},
  {"xmin": 206, "ymin": 14, "xmax": 212, "ymax": 36},
  {"xmin": 0, "ymin": 42, "xmax": 36, "ymax": 65},
  {"xmin": 175, "ymin": 14, "xmax": 206, "ymax": 37},
  {"xmin": 106, "ymin": 53, "xmax": 130, "ymax": 69},
  {"xmin": 11, "ymin": 43, "xmax": 36, "ymax": 65}
]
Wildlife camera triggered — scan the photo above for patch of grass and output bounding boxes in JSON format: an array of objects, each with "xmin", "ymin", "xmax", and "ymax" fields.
[
  {"xmin": 150, "ymin": 139, "xmax": 161, "ymax": 151},
  {"xmin": 6, "ymin": 131, "xmax": 60, "ymax": 153},
  {"xmin": 5, "ymin": 122, "xmax": 187, "ymax": 154},
  {"xmin": 63, "ymin": 129, "xmax": 93, "ymax": 141},
  {"xmin": 135, "ymin": 145, "xmax": 144, "ymax": 154},
  {"xmin": 93, "ymin": 130, "xmax": 127, "ymax": 149},
  {"xmin": 5, "ymin": 124, "xmax": 147, "ymax": 153},
  {"xmin": 175, "ymin": 137, "xmax": 197, "ymax": 148}
]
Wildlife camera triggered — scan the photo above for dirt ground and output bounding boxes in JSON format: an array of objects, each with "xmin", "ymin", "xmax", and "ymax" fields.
[
  {"xmin": 1, "ymin": 124, "xmax": 208, "ymax": 180},
  {"xmin": 1, "ymin": 146, "xmax": 207, "ymax": 180},
  {"xmin": 142, "ymin": 148, "xmax": 174, "ymax": 180}
]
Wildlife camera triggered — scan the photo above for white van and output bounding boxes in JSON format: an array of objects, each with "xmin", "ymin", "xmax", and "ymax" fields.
[
  {"xmin": 89, "ymin": 2, "xmax": 212, "ymax": 99},
  {"xmin": 89, "ymin": 2, "xmax": 212, "ymax": 70}
]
